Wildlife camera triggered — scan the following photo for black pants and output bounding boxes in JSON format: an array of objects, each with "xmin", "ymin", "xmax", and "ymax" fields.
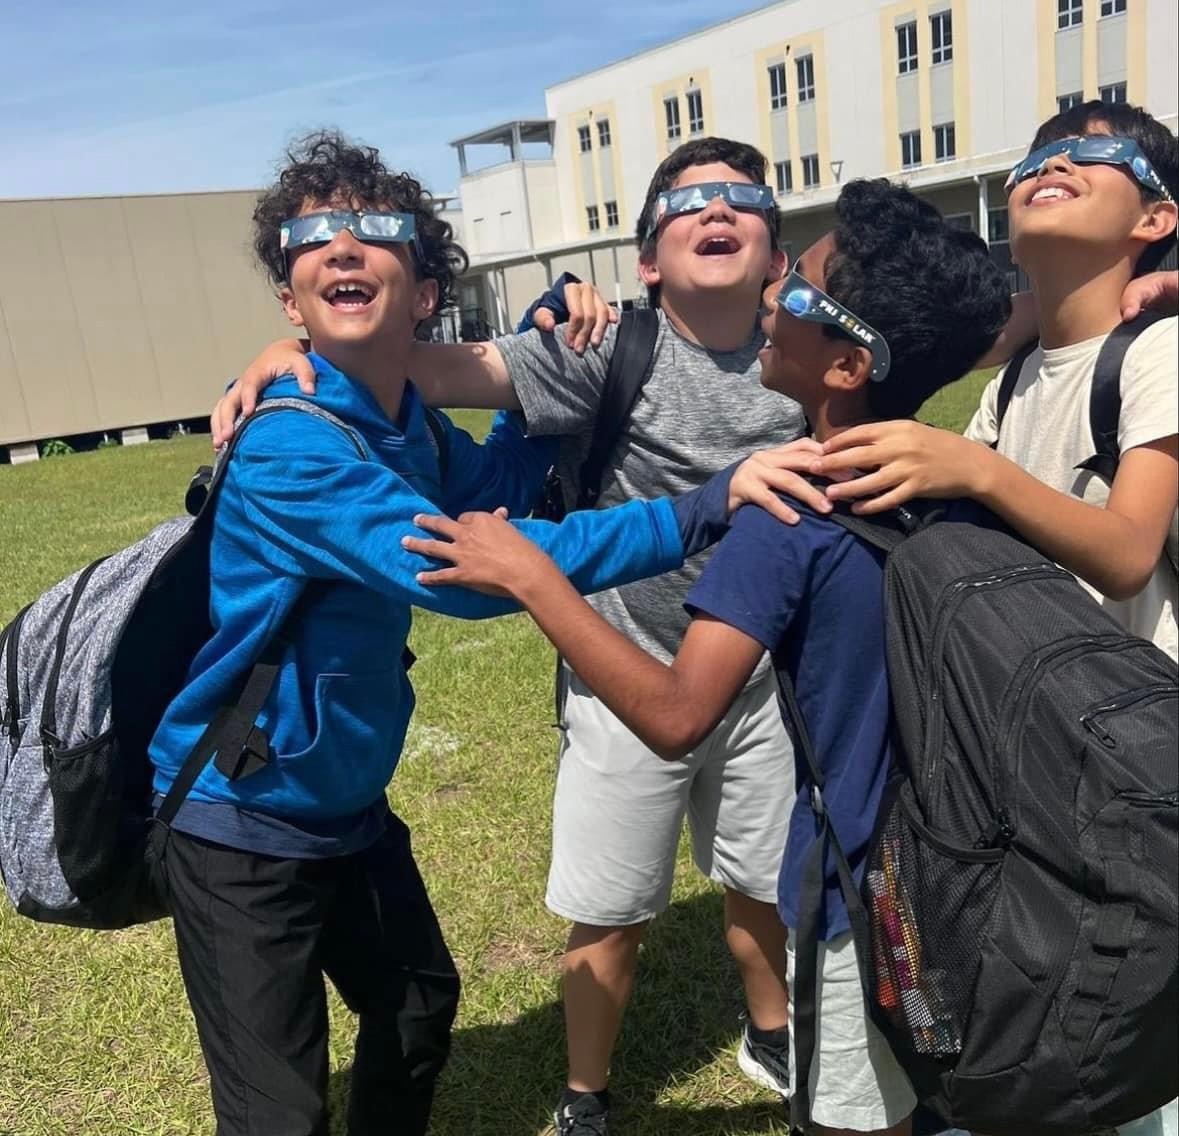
[{"xmin": 151, "ymin": 815, "xmax": 461, "ymax": 1136}]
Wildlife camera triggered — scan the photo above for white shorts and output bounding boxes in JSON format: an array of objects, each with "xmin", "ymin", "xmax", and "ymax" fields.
[
  {"xmin": 786, "ymin": 932, "xmax": 916, "ymax": 1131},
  {"xmin": 545, "ymin": 664, "xmax": 795, "ymax": 926}
]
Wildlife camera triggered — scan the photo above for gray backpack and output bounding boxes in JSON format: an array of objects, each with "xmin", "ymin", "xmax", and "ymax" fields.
[{"xmin": 0, "ymin": 401, "xmax": 368, "ymax": 929}]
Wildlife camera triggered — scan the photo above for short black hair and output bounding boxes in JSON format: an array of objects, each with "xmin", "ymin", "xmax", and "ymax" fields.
[
  {"xmin": 634, "ymin": 137, "xmax": 780, "ymax": 307},
  {"xmin": 1028, "ymin": 100, "xmax": 1179, "ymax": 274},
  {"xmin": 819, "ymin": 179, "xmax": 1011, "ymax": 420},
  {"xmin": 252, "ymin": 129, "xmax": 468, "ymax": 312}
]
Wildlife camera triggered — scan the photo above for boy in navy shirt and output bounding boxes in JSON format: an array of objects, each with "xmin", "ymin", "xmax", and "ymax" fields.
[{"xmin": 405, "ymin": 178, "xmax": 1011, "ymax": 1133}]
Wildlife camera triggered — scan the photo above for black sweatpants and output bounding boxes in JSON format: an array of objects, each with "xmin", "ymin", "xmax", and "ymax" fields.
[{"xmin": 151, "ymin": 814, "xmax": 461, "ymax": 1136}]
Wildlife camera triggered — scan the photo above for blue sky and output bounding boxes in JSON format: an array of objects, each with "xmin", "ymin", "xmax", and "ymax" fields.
[{"xmin": 1, "ymin": 0, "xmax": 765, "ymax": 200}]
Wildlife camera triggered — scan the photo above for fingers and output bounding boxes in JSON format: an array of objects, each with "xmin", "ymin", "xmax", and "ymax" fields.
[
  {"xmin": 532, "ymin": 307, "xmax": 557, "ymax": 333},
  {"xmin": 821, "ymin": 423, "xmax": 889, "ymax": 453},
  {"xmin": 824, "ymin": 469, "xmax": 903, "ymax": 501},
  {"xmin": 811, "ymin": 446, "xmax": 882, "ymax": 476},
  {"xmin": 492, "ymin": 506, "xmax": 510, "ymax": 519},
  {"xmin": 850, "ymin": 484, "xmax": 919, "ymax": 515},
  {"xmin": 588, "ymin": 292, "xmax": 613, "ymax": 348},
  {"xmin": 761, "ymin": 471, "xmax": 832, "ymax": 514},
  {"xmin": 754, "ymin": 490, "xmax": 801, "ymax": 526},
  {"xmin": 294, "ymin": 355, "xmax": 317, "ymax": 395},
  {"xmin": 407, "ymin": 512, "xmax": 463, "ymax": 539},
  {"xmin": 210, "ymin": 393, "xmax": 241, "ymax": 448},
  {"xmin": 564, "ymin": 284, "xmax": 588, "ymax": 352},
  {"xmin": 401, "ymin": 535, "xmax": 458, "ymax": 561},
  {"xmin": 414, "ymin": 566, "xmax": 466, "ymax": 586}
]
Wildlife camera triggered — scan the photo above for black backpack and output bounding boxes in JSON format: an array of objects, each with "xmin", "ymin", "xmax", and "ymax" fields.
[
  {"xmin": 781, "ymin": 505, "xmax": 1178, "ymax": 1135},
  {"xmin": 534, "ymin": 308, "xmax": 660, "ymax": 520}
]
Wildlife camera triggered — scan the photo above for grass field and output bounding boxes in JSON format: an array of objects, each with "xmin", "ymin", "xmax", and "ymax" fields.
[{"xmin": 0, "ymin": 377, "xmax": 990, "ymax": 1136}]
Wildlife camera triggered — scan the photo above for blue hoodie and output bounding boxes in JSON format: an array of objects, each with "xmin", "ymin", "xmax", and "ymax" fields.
[{"xmin": 149, "ymin": 356, "xmax": 685, "ymax": 854}]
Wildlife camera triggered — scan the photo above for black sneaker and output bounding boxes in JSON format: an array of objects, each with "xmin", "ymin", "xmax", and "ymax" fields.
[
  {"xmin": 737, "ymin": 1016, "xmax": 792, "ymax": 1097},
  {"xmin": 554, "ymin": 1092, "xmax": 610, "ymax": 1136}
]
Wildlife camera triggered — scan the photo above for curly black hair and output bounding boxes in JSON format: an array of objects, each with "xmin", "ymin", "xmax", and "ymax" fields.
[
  {"xmin": 1028, "ymin": 100, "xmax": 1178, "ymax": 275},
  {"xmin": 818, "ymin": 179, "xmax": 1011, "ymax": 420},
  {"xmin": 634, "ymin": 137, "xmax": 780, "ymax": 307},
  {"xmin": 253, "ymin": 129, "xmax": 468, "ymax": 312}
]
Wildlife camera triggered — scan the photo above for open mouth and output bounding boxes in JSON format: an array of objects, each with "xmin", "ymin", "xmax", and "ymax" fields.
[
  {"xmin": 1029, "ymin": 185, "xmax": 1078, "ymax": 205},
  {"xmin": 696, "ymin": 235, "xmax": 740, "ymax": 256},
  {"xmin": 324, "ymin": 281, "xmax": 376, "ymax": 308}
]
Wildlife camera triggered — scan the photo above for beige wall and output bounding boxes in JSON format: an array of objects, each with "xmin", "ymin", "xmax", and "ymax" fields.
[{"xmin": 0, "ymin": 190, "xmax": 293, "ymax": 447}]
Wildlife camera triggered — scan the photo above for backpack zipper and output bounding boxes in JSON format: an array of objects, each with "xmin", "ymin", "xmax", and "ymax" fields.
[
  {"xmin": 1080, "ymin": 684, "xmax": 1177, "ymax": 748},
  {"xmin": 1, "ymin": 605, "xmax": 31, "ymax": 746},
  {"xmin": 921, "ymin": 563, "xmax": 1073, "ymax": 803},
  {"xmin": 992, "ymin": 635, "xmax": 1152, "ymax": 836},
  {"xmin": 1116, "ymin": 788, "xmax": 1179, "ymax": 807}
]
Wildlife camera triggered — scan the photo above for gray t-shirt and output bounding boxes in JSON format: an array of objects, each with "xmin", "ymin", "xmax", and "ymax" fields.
[{"xmin": 496, "ymin": 309, "xmax": 807, "ymax": 663}]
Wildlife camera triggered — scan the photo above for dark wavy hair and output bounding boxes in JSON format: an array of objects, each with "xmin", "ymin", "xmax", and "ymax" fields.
[
  {"xmin": 1027, "ymin": 100, "xmax": 1179, "ymax": 275},
  {"xmin": 634, "ymin": 137, "xmax": 780, "ymax": 307},
  {"xmin": 253, "ymin": 130, "xmax": 468, "ymax": 312},
  {"xmin": 818, "ymin": 179, "xmax": 1011, "ymax": 419}
]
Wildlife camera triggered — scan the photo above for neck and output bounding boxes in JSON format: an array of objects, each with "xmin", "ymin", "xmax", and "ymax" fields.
[
  {"xmin": 1024, "ymin": 246, "xmax": 1136, "ymax": 349},
  {"xmin": 806, "ymin": 396, "xmax": 876, "ymax": 444},
  {"xmin": 657, "ymin": 287, "xmax": 762, "ymax": 352},
  {"xmin": 312, "ymin": 338, "xmax": 411, "ymax": 422}
]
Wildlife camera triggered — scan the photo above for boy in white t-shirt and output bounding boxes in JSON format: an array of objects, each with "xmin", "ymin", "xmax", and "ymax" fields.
[
  {"xmin": 811, "ymin": 98, "xmax": 1178, "ymax": 1136},
  {"xmin": 815, "ymin": 100, "xmax": 1178, "ymax": 664}
]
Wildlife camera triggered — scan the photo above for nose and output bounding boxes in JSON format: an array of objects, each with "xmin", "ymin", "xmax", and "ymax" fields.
[
  {"xmin": 1038, "ymin": 150, "xmax": 1076, "ymax": 179},
  {"xmin": 698, "ymin": 191, "xmax": 737, "ymax": 225},
  {"xmin": 324, "ymin": 226, "xmax": 364, "ymax": 263}
]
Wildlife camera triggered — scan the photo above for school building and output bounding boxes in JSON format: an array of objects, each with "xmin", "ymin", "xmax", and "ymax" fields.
[{"xmin": 0, "ymin": 0, "xmax": 1175, "ymax": 461}]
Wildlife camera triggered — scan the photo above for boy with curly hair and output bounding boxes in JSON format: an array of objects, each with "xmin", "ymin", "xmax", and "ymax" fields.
[{"xmin": 147, "ymin": 130, "xmax": 781, "ymax": 1136}]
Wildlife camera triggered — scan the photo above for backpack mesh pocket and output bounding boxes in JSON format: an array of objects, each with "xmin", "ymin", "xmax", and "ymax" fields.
[{"xmin": 865, "ymin": 779, "xmax": 1004, "ymax": 1061}]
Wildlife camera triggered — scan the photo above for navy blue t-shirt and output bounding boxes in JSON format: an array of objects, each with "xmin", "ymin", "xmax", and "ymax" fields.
[{"xmin": 686, "ymin": 502, "xmax": 892, "ymax": 940}]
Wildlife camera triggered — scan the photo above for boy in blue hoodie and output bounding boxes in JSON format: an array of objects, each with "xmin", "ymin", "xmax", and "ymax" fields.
[{"xmin": 147, "ymin": 130, "xmax": 792, "ymax": 1136}]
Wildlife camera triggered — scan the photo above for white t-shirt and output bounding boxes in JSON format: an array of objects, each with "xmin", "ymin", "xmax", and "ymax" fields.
[{"xmin": 965, "ymin": 317, "xmax": 1178, "ymax": 661}]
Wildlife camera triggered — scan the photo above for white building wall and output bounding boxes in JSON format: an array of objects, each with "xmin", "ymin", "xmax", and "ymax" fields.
[
  {"xmin": 1146, "ymin": 0, "xmax": 1179, "ymax": 118},
  {"xmin": 966, "ymin": 0, "xmax": 1040, "ymax": 163}
]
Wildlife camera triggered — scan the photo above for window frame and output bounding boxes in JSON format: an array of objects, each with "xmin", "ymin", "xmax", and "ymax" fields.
[
  {"xmin": 685, "ymin": 88, "xmax": 705, "ymax": 135},
  {"xmin": 900, "ymin": 129, "xmax": 923, "ymax": 169},
  {"xmin": 596, "ymin": 118, "xmax": 612, "ymax": 148},
  {"xmin": 1057, "ymin": 91, "xmax": 1084, "ymax": 112},
  {"xmin": 1057, "ymin": 0, "xmax": 1083, "ymax": 30},
  {"xmin": 934, "ymin": 122, "xmax": 956, "ymax": 162},
  {"xmin": 586, "ymin": 205, "xmax": 601, "ymax": 232},
  {"xmin": 605, "ymin": 200, "xmax": 620, "ymax": 229},
  {"xmin": 1100, "ymin": 0, "xmax": 1125, "ymax": 15},
  {"xmin": 774, "ymin": 159, "xmax": 793, "ymax": 195},
  {"xmin": 796, "ymin": 55, "xmax": 816, "ymax": 102},
  {"xmin": 897, "ymin": 21, "xmax": 918, "ymax": 74},
  {"xmin": 801, "ymin": 153, "xmax": 820, "ymax": 189},
  {"xmin": 1099, "ymin": 81, "xmax": 1127, "ymax": 104},
  {"xmin": 664, "ymin": 96, "xmax": 681, "ymax": 141},
  {"xmin": 930, "ymin": 10, "xmax": 953, "ymax": 64},
  {"xmin": 768, "ymin": 61, "xmax": 788, "ymax": 110},
  {"xmin": 577, "ymin": 125, "xmax": 592, "ymax": 154}
]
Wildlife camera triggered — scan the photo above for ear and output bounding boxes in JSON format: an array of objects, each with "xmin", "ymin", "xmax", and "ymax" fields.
[
  {"xmin": 767, "ymin": 246, "xmax": 788, "ymax": 282},
  {"xmin": 822, "ymin": 342, "xmax": 874, "ymax": 393},
  {"xmin": 637, "ymin": 246, "xmax": 661, "ymax": 289},
  {"xmin": 1132, "ymin": 199, "xmax": 1178, "ymax": 246},
  {"xmin": 414, "ymin": 277, "xmax": 440, "ymax": 322},
  {"xmin": 279, "ymin": 286, "xmax": 306, "ymax": 330}
]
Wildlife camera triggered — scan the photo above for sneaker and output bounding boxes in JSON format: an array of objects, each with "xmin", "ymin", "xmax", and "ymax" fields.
[
  {"xmin": 554, "ymin": 1094, "xmax": 610, "ymax": 1136},
  {"xmin": 737, "ymin": 1017, "xmax": 792, "ymax": 1097}
]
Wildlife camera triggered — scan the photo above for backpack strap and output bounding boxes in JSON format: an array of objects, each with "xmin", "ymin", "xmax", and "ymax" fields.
[
  {"xmin": 774, "ymin": 670, "xmax": 874, "ymax": 1131},
  {"xmin": 157, "ymin": 400, "xmax": 369, "ymax": 825},
  {"xmin": 1078, "ymin": 311, "xmax": 1164, "ymax": 483},
  {"xmin": 575, "ymin": 309, "xmax": 661, "ymax": 510},
  {"xmin": 993, "ymin": 339, "xmax": 1039, "ymax": 444},
  {"xmin": 422, "ymin": 406, "xmax": 451, "ymax": 486}
]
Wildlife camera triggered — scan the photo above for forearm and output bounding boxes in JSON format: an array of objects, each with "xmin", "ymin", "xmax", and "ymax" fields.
[
  {"xmin": 409, "ymin": 341, "xmax": 521, "ymax": 410},
  {"xmin": 516, "ymin": 570, "xmax": 715, "ymax": 759},
  {"xmin": 973, "ymin": 448, "xmax": 1159, "ymax": 599}
]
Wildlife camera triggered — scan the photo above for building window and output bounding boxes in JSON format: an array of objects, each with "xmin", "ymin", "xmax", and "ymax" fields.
[
  {"xmin": 900, "ymin": 129, "xmax": 923, "ymax": 168},
  {"xmin": 988, "ymin": 207, "xmax": 1010, "ymax": 244},
  {"xmin": 769, "ymin": 62, "xmax": 788, "ymax": 110},
  {"xmin": 1100, "ymin": 0, "xmax": 1125, "ymax": 14},
  {"xmin": 897, "ymin": 21, "xmax": 918, "ymax": 73},
  {"xmin": 605, "ymin": 200, "xmax": 619, "ymax": 228},
  {"xmin": 1100, "ymin": 82, "xmax": 1127, "ymax": 104},
  {"xmin": 801, "ymin": 153, "xmax": 820, "ymax": 188},
  {"xmin": 586, "ymin": 205, "xmax": 600, "ymax": 232},
  {"xmin": 930, "ymin": 11, "xmax": 953, "ymax": 64},
  {"xmin": 775, "ymin": 159, "xmax": 793, "ymax": 195},
  {"xmin": 577, "ymin": 125, "xmax": 592, "ymax": 153},
  {"xmin": 1058, "ymin": 91, "xmax": 1084, "ymax": 112},
  {"xmin": 686, "ymin": 89, "xmax": 705, "ymax": 135},
  {"xmin": 1058, "ymin": 0, "xmax": 1083, "ymax": 29},
  {"xmin": 597, "ymin": 118, "xmax": 611, "ymax": 148},
  {"xmin": 796, "ymin": 55, "xmax": 815, "ymax": 102},
  {"xmin": 664, "ymin": 96, "xmax": 681, "ymax": 141},
  {"xmin": 934, "ymin": 122, "xmax": 956, "ymax": 162}
]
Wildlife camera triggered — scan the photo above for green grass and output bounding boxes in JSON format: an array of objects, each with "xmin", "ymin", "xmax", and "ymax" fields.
[{"xmin": 0, "ymin": 388, "xmax": 989, "ymax": 1135}]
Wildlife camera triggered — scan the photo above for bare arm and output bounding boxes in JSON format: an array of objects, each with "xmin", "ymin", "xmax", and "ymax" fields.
[
  {"xmin": 817, "ymin": 423, "xmax": 1178, "ymax": 600},
  {"xmin": 407, "ymin": 340, "xmax": 520, "ymax": 409}
]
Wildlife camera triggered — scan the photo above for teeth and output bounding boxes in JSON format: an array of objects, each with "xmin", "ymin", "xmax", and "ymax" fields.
[
  {"xmin": 1031, "ymin": 186, "xmax": 1072, "ymax": 203},
  {"xmin": 328, "ymin": 282, "xmax": 373, "ymax": 301}
]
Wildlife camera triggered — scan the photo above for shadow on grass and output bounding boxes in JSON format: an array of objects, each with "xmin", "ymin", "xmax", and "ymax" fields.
[{"xmin": 328, "ymin": 889, "xmax": 788, "ymax": 1134}]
